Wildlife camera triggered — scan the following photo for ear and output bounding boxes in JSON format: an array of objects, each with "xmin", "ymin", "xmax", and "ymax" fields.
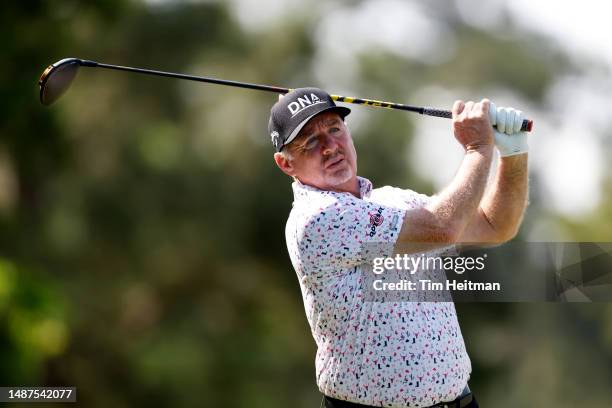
[{"xmin": 274, "ymin": 152, "xmax": 295, "ymax": 177}]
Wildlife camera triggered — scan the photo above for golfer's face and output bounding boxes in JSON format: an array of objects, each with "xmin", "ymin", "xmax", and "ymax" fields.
[{"xmin": 286, "ymin": 111, "xmax": 357, "ymax": 191}]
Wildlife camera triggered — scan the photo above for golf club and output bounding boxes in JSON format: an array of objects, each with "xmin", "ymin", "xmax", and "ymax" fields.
[{"xmin": 39, "ymin": 58, "xmax": 533, "ymax": 132}]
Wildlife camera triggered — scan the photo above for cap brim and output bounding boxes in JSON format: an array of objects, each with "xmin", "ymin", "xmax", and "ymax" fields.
[{"xmin": 283, "ymin": 106, "xmax": 351, "ymax": 150}]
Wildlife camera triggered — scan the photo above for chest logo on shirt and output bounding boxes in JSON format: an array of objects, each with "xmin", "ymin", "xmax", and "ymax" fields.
[{"xmin": 367, "ymin": 207, "xmax": 385, "ymax": 237}]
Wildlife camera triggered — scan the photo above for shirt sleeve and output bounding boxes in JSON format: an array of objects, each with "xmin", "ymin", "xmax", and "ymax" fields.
[
  {"xmin": 373, "ymin": 186, "xmax": 457, "ymax": 257},
  {"xmin": 294, "ymin": 195, "xmax": 406, "ymax": 273},
  {"xmin": 386, "ymin": 186, "xmax": 432, "ymax": 208}
]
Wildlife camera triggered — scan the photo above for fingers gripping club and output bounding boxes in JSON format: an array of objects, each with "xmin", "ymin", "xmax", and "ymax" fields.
[{"xmin": 489, "ymin": 102, "xmax": 529, "ymax": 157}]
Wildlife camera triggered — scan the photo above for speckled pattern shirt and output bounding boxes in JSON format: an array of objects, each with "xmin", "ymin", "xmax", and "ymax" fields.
[{"xmin": 285, "ymin": 177, "xmax": 471, "ymax": 408}]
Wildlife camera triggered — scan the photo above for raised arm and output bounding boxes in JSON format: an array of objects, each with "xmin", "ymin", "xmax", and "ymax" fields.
[
  {"xmin": 394, "ymin": 99, "xmax": 494, "ymax": 254},
  {"xmin": 459, "ymin": 105, "xmax": 529, "ymax": 244}
]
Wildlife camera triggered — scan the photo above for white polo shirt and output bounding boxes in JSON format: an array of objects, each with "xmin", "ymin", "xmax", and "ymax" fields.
[{"xmin": 286, "ymin": 177, "xmax": 471, "ymax": 408}]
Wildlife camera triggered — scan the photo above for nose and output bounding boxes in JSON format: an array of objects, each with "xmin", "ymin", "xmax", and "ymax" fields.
[{"xmin": 321, "ymin": 132, "xmax": 339, "ymax": 156}]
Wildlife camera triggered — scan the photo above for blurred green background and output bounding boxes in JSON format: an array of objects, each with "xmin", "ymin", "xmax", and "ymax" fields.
[{"xmin": 2, "ymin": 0, "xmax": 612, "ymax": 407}]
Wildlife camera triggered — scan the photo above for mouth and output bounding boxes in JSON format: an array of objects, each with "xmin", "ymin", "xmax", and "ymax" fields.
[{"xmin": 325, "ymin": 156, "xmax": 345, "ymax": 170}]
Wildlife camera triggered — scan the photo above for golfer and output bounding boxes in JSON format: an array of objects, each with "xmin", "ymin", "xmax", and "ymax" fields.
[{"xmin": 269, "ymin": 88, "xmax": 528, "ymax": 407}]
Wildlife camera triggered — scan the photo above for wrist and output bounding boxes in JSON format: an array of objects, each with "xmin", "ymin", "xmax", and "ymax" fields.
[
  {"xmin": 499, "ymin": 152, "xmax": 528, "ymax": 173},
  {"xmin": 466, "ymin": 144, "xmax": 494, "ymax": 156},
  {"xmin": 499, "ymin": 151, "xmax": 528, "ymax": 160}
]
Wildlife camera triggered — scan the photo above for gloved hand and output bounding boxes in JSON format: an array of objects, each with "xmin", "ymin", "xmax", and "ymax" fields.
[{"xmin": 489, "ymin": 102, "xmax": 528, "ymax": 157}]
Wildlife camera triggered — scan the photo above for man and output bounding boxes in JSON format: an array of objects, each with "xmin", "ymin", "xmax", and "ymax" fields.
[{"xmin": 269, "ymin": 88, "xmax": 528, "ymax": 407}]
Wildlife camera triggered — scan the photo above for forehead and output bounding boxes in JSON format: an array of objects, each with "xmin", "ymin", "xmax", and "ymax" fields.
[{"xmin": 298, "ymin": 111, "xmax": 343, "ymax": 137}]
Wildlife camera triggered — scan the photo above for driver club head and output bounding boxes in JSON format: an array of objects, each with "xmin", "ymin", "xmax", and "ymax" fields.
[{"xmin": 39, "ymin": 58, "xmax": 82, "ymax": 105}]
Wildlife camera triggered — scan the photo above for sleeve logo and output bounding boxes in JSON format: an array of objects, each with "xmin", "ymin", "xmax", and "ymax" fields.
[{"xmin": 367, "ymin": 207, "xmax": 385, "ymax": 237}]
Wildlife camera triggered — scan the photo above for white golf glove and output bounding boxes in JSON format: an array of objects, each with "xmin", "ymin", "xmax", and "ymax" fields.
[{"xmin": 489, "ymin": 102, "xmax": 528, "ymax": 157}]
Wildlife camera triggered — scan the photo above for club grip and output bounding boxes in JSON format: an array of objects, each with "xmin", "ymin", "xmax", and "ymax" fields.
[
  {"xmin": 422, "ymin": 107, "xmax": 453, "ymax": 119},
  {"xmin": 422, "ymin": 107, "xmax": 533, "ymax": 132}
]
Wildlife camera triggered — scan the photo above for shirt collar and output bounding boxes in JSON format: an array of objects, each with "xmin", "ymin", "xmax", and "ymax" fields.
[{"xmin": 292, "ymin": 176, "xmax": 373, "ymax": 201}]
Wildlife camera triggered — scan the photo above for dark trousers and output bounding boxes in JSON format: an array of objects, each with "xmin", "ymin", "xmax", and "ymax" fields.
[{"xmin": 322, "ymin": 394, "xmax": 479, "ymax": 408}]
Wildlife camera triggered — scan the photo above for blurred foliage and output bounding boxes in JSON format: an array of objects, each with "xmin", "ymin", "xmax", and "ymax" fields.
[{"xmin": 1, "ymin": 1, "xmax": 611, "ymax": 407}]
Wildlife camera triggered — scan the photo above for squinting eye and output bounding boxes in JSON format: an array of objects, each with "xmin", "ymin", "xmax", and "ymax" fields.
[{"xmin": 304, "ymin": 138, "xmax": 319, "ymax": 151}]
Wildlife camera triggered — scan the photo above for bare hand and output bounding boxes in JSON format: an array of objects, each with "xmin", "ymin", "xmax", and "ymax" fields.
[{"xmin": 452, "ymin": 99, "xmax": 494, "ymax": 152}]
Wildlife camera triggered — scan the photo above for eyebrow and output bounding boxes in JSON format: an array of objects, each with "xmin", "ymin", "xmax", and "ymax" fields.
[{"xmin": 299, "ymin": 117, "xmax": 342, "ymax": 138}]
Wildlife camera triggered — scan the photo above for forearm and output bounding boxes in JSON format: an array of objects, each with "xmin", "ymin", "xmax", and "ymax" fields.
[
  {"xmin": 426, "ymin": 146, "xmax": 494, "ymax": 239},
  {"xmin": 479, "ymin": 153, "xmax": 529, "ymax": 240},
  {"xmin": 396, "ymin": 98, "xmax": 495, "ymax": 250},
  {"xmin": 397, "ymin": 146, "xmax": 493, "ymax": 247}
]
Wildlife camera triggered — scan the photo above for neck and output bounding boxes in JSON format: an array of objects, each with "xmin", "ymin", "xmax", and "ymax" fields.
[
  {"xmin": 297, "ymin": 176, "xmax": 361, "ymax": 198},
  {"xmin": 338, "ymin": 177, "xmax": 361, "ymax": 198}
]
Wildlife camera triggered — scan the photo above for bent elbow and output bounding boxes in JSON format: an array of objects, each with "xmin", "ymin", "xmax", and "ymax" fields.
[{"xmin": 495, "ymin": 225, "xmax": 520, "ymax": 244}]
